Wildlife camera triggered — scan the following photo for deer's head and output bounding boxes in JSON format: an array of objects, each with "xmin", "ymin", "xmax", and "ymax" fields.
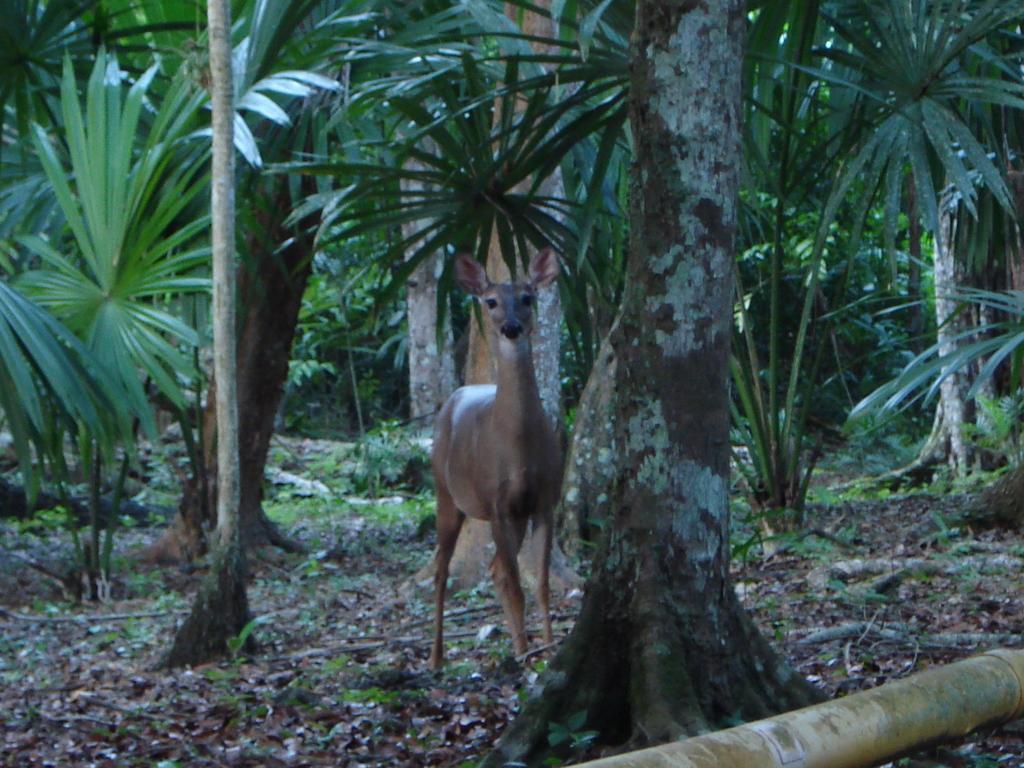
[{"xmin": 455, "ymin": 249, "xmax": 559, "ymax": 342}]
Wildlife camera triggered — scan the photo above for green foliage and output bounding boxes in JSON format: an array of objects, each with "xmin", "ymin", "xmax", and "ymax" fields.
[
  {"xmin": 964, "ymin": 392, "xmax": 1024, "ymax": 468},
  {"xmin": 732, "ymin": 0, "xmax": 1024, "ymax": 522},
  {"xmin": 285, "ymin": 263, "xmax": 407, "ymax": 437},
  {"xmin": 351, "ymin": 421, "xmax": 431, "ymax": 498},
  {"xmin": 227, "ymin": 618, "xmax": 260, "ymax": 659},
  {"xmin": 18, "ymin": 50, "xmax": 209, "ymax": 431},
  {"xmin": 547, "ymin": 709, "xmax": 598, "ymax": 756},
  {"xmin": 853, "ymin": 289, "xmax": 1024, "ymax": 420},
  {"xmin": 0, "ymin": 280, "xmax": 121, "ymax": 494}
]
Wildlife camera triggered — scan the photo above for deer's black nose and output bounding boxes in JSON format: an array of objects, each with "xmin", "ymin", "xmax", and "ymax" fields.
[{"xmin": 501, "ymin": 322, "xmax": 522, "ymax": 339}]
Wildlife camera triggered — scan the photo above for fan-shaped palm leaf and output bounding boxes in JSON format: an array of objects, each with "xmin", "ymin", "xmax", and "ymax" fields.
[
  {"xmin": 18, "ymin": 50, "xmax": 210, "ymax": 432},
  {"xmin": 0, "ymin": 279, "xmax": 123, "ymax": 494}
]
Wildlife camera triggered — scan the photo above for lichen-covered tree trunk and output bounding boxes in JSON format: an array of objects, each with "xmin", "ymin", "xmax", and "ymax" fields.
[
  {"xmin": 556, "ymin": 334, "xmax": 617, "ymax": 554},
  {"xmin": 164, "ymin": 0, "xmax": 252, "ymax": 666},
  {"xmin": 483, "ymin": 1, "xmax": 819, "ymax": 763},
  {"xmin": 969, "ymin": 172, "xmax": 1024, "ymax": 529}
]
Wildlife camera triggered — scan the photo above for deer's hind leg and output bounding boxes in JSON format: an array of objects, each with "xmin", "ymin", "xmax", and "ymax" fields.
[
  {"xmin": 533, "ymin": 509, "xmax": 553, "ymax": 644},
  {"xmin": 430, "ymin": 483, "xmax": 464, "ymax": 670}
]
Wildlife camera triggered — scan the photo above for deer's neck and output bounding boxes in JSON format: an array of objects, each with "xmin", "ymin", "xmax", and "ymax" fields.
[{"xmin": 493, "ymin": 337, "xmax": 543, "ymax": 428}]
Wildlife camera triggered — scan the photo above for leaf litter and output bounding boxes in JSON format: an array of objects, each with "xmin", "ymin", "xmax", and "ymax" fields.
[{"xmin": 2, "ymin": 452, "xmax": 1023, "ymax": 767}]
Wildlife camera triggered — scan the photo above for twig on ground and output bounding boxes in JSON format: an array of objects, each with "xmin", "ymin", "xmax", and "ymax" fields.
[
  {"xmin": 34, "ymin": 710, "xmax": 116, "ymax": 729},
  {"xmin": 517, "ymin": 641, "xmax": 559, "ymax": 663},
  {"xmin": 807, "ymin": 554, "xmax": 1023, "ymax": 589},
  {"xmin": 397, "ymin": 602, "xmax": 501, "ymax": 632}
]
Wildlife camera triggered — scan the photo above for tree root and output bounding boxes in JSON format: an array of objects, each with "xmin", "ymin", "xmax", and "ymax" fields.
[
  {"xmin": 480, "ymin": 577, "xmax": 820, "ymax": 767},
  {"xmin": 161, "ymin": 541, "xmax": 254, "ymax": 668}
]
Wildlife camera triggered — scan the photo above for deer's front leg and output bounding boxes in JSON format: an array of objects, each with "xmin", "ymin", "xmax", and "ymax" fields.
[{"xmin": 490, "ymin": 511, "xmax": 529, "ymax": 656}]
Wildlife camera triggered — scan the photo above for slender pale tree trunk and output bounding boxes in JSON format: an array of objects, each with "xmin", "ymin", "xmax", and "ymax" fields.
[
  {"xmin": 164, "ymin": 0, "xmax": 252, "ymax": 666},
  {"xmin": 918, "ymin": 190, "xmax": 975, "ymax": 476},
  {"xmin": 406, "ymin": 251, "xmax": 456, "ymax": 422},
  {"xmin": 483, "ymin": 2, "xmax": 818, "ymax": 763},
  {"xmin": 403, "ymin": 146, "xmax": 456, "ymax": 426}
]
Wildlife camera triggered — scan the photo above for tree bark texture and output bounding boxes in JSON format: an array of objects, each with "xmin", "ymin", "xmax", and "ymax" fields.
[
  {"xmin": 208, "ymin": 0, "xmax": 239, "ymax": 544},
  {"xmin": 556, "ymin": 334, "xmax": 617, "ymax": 553},
  {"xmin": 231, "ymin": 184, "xmax": 315, "ymax": 549},
  {"xmin": 974, "ymin": 464, "xmax": 1024, "ymax": 528},
  {"xmin": 484, "ymin": 2, "xmax": 819, "ymax": 763}
]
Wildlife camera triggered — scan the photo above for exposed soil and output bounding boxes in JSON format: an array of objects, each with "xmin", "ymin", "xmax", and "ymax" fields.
[{"xmin": 1, "ymin": 442, "xmax": 1022, "ymax": 767}]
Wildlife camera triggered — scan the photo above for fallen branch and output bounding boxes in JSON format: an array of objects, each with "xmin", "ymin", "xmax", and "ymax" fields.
[
  {"xmin": 516, "ymin": 641, "xmax": 559, "ymax": 663},
  {"xmin": 0, "ymin": 607, "xmax": 185, "ymax": 624},
  {"xmin": 273, "ymin": 619, "xmax": 572, "ymax": 663},
  {"xmin": 35, "ymin": 710, "xmax": 115, "ymax": 729},
  {"xmin": 74, "ymin": 692, "xmax": 168, "ymax": 723},
  {"xmin": 808, "ymin": 554, "xmax": 1023, "ymax": 589},
  {"xmin": 794, "ymin": 621, "xmax": 1023, "ymax": 649}
]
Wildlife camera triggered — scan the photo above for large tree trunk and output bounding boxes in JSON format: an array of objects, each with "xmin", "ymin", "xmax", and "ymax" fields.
[
  {"xmin": 968, "ymin": 171, "xmax": 1024, "ymax": 529},
  {"xmin": 406, "ymin": 253, "xmax": 455, "ymax": 424},
  {"xmin": 164, "ymin": 0, "xmax": 252, "ymax": 666},
  {"xmin": 484, "ymin": 2, "xmax": 818, "ymax": 763},
  {"xmin": 232, "ymin": 187, "xmax": 315, "ymax": 549}
]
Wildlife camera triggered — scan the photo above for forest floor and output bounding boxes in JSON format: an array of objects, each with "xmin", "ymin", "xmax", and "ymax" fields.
[{"xmin": 1, "ymin": 435, "xmax": 1023, "ymax": 767}]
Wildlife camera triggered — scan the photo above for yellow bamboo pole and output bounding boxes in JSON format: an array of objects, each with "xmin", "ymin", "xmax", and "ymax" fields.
[{"xmin": 577, "ymin": 649, "xmax": 1024, "ymax": 768}]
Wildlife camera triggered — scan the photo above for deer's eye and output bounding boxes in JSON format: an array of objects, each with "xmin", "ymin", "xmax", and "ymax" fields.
[
  {"xmin": 521, "ymin": 294, "xmax": 533, "ymax": 306},
  {"xmin": 485, "ymin": 298, "xmax": 498, "ymax": 309}
]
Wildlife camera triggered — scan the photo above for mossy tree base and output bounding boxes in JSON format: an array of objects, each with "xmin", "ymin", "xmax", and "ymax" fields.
[
  {"xmin": 481, "ymin": 545, "xmax": 821, "ymax": 767},
  {"xmin": 971, "ymin": 466, "xmax": 1024, "ymax": 529},
  {"xmin": 162, "ymin": 540, "xmax": 254, "ymax": 668}
]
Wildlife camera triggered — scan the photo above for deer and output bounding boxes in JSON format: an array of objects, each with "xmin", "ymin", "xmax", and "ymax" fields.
[{"xmin": 429, "ymin": 248, "xmax": 562, "ymax": 670}]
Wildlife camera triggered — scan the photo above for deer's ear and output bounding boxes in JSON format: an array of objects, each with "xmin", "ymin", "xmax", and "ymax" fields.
[
  {"xmin": 528, "ymin": 247, "xmax": 559, "ymax": 289},
  {"xmin": 454, "ymin": 253, "xmax": 489, "ymax": 296}
]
